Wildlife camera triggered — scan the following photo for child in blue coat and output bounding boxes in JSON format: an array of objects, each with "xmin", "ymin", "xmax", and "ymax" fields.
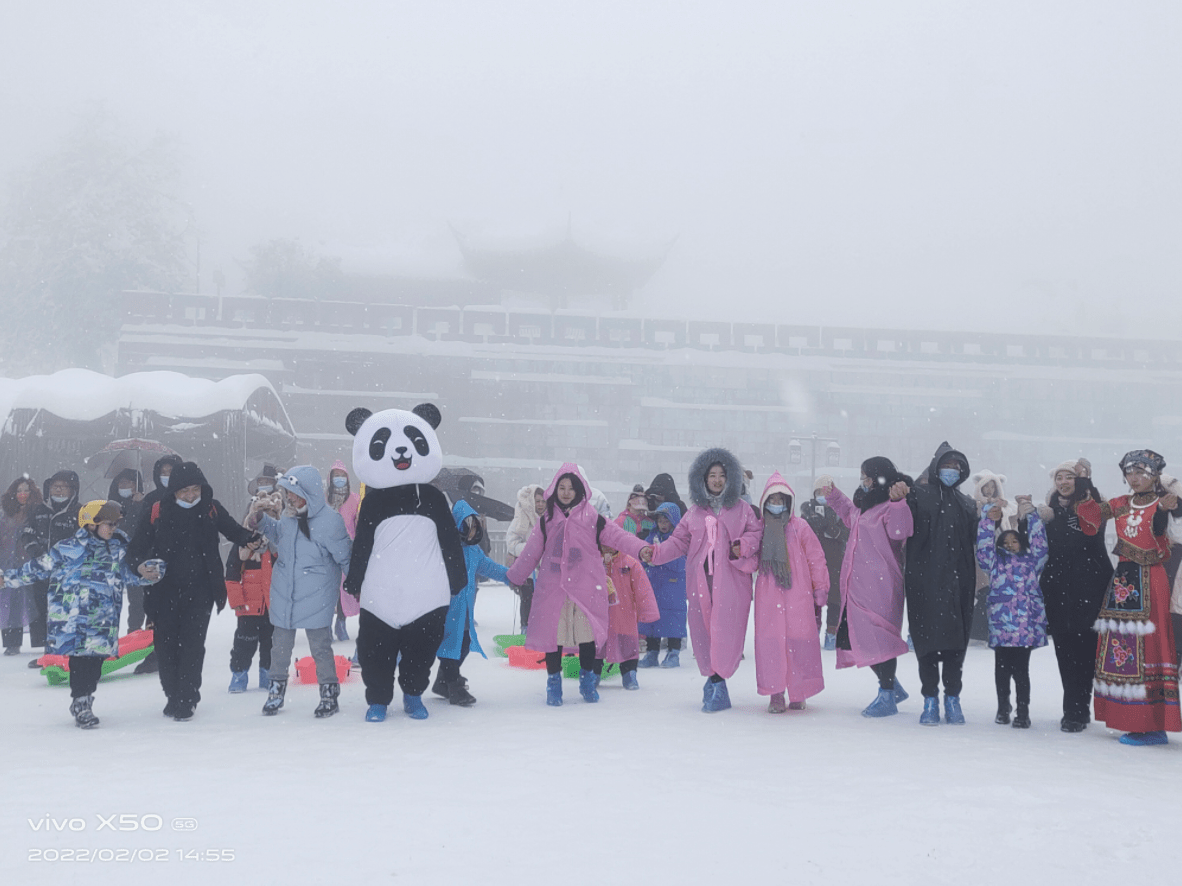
[
  {"xmin": 638, "ymin": 502, "xmax": 688, "ymax": 668},
  {"xmin": 976, "ymin": 496, "xmax": 1049, "ymax": 729},
  {"xmin": 432, "ymin": 500, "xmax": 509, "ymax": 706}
]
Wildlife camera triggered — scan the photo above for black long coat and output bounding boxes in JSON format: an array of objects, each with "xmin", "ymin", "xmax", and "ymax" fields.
[
  {"xmin": 1040, "ymin": 481, "xmax": 1113, "ymax": 636},
  {"xmin": 904, "ymin": 443, "xmax": 978, "ymax": 657}
]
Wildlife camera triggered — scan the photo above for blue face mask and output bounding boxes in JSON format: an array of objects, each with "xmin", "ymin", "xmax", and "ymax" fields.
[
  {"xmin": 177, "ymin": 496, "xmax": 201, "ymax": 509},
  {"xmin": 50, "ymin": 495, "xmax": 70, "ymax": 505},
  {"xmin": 765, "ymin": 503, "xmax": 787, "ymax": 516},
  {"xmin": 939, "ymin": 468, "xmax": 961, "ymax": 487},
  {"xmin": 815, "ymin": 495, "xmax": 827, "ymax": 505},
  {"xmin": 159, "ymin": 476, "xmax": 170, "ymax": 488},
  {"xmin": 256, "ymin": 485, "xmax": 273, "ymax": 494},
  {"xmin": 118, "ymin": 488, "xmax": 134, "ymax": 498},
  {"xmin": 332, "ymin": 477, "xmax": 348, "ymax": 488}
]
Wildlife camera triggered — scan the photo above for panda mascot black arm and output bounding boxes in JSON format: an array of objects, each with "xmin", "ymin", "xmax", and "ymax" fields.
[{"xmin": 343, "ymin": 404, "xmax": 467, "ymax": 602}]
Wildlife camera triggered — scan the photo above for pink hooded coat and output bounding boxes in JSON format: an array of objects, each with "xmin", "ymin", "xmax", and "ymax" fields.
[
  {"xmin": 601, "ymin": 551, "xmax": 660, "ymax": 663},
  {"xmin": 827, "ymin": 484, "xmax": 913, "ymax": 669},
  {"xmin": 753, "ymin": 473, "xmax": 830, "ymax": 701},
  {"xmin": 329, "ymin": 459, "xmax": 362, "ymax": 617},
  {"xmin": 506, "ymin": 464, "xmax": 646, "ymax": 653},
  {"xmin": 650, "ymin": 449, "xmax": 762, "ymax": 679}
]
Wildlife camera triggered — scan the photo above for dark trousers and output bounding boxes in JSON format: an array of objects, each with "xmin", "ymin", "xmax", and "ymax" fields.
[
  {"xmin": 69, "ymin": 655, "xmax": 104, "ymax": 698},
  {"xmin": 1, "ymin": 628, "xmax": 22, "ymax": 649},
  {"xmin": 28, "ymin": 581, "xmax": 48, "ymax": 648},
  {"xmin": 517, "ymin": 578, "xmax": 534, "ymax": 629},
  {"xmin": 545, "ymin": 641, "xmax": 597, "ymax": 676},
  {"xmin": 230, "ymin": 614, "xmax": 274, "ymax": 672},
  {"xmin": 125, "ymin": 585, "xmax": 146, "ymax": 633},
  {"xmin": 917, "ymin": 649, "xmax": 966, "ymax": 698},
  {"xmin": 1051, "ymin": 629, "xmax": 1097, "ymax": 723},
  {"xmin": 436, "ymin": 629, "xmax": 471, "ymax": 682},
  {"xmin": 618, "ymin": 658, "xmax": 638, "ymax": 674},
  {"xmin": 870, "ymin": 657, "xmax": 897, "ymax": 691},
  {"xmin": 644, "ymin": 636, "xmax": 682, "ymax": 651},
  {"xmin": 153, "ymin": 597, "xmax": 214, "ymax": 708},
  {"xmin": 994, "ymin": 646, "xmax": 1032, "ymax": 708},
  {"xmin": 358, "ymin": 606, "xmax": 448, "ymax": 704}
]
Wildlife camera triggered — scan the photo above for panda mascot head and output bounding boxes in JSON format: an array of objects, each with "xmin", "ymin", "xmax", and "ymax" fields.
[{"xmin": 345, "ymin": 403, "xmax": 443, "ymax": 489}]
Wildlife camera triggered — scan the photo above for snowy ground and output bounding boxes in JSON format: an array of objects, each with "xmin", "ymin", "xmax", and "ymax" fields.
[{"xmin": 1, "ymin": 583, "xmax": 1178, "ymax": 885}]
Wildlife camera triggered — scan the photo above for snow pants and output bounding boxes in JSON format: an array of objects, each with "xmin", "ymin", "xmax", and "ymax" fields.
[
  {"xmin": 270, "ymin": 625, "xmax": 335, "ymax": 684},
  {"xmin": 917, "ymin": 648, "xmax": 965, "ymax": 698},
  {"xmin": 68, "ymin": 655, "xmax": 104, "ymax": 698},
  {"xmin": 358, "ymin": 606, "xmax": 447, "ymax": 704},
  {"xmin": 153, "ymin": 597, "xmax": 213, "ymax": 708},
  {"xmin": 994, "ymin": 646, "xmax": 1032, "ymax": 707},
  {"xmin": 436, "ymin": 629, "xmax": 471, "ymax": 683},
  {"xmin": 1051, "ymin": 629, "xmax": 1096, "ymax": 724},
  {"xmin": 230, "ymin": 614, "xmax": 274, "ymax": 672}
]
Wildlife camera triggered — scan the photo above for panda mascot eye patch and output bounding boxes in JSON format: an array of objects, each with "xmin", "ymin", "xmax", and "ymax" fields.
[{"xmin": 346, "ymin": 404, "xmax": 443, "ymax": 489}]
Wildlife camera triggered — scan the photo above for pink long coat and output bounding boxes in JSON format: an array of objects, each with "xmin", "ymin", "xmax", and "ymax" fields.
[
  {"xmin": 827, "ymin": 485, "xmax": 913, "ymax": 669},
  {"xmin": 506, "ymin": 464, "xmax": 646, "ymax": 653},
  {"xmin": 601, "ymin": 551, "xmax": 660, "ymax": 663},
  {"xmin": 753, "ymin": 474, "xmax": 830, "ymax": 702},
  {"xmin": 329, "ymin": 459, "xmax": 362, "ymax": 617},
  {"xmin": 651, "ymin": 498, "xmax": 761, "ymax": 679}
]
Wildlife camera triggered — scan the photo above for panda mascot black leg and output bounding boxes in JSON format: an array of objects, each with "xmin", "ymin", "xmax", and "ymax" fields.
[{"xmin": 343, "ymin": 404, "xmax": 468, "ymax": 722}]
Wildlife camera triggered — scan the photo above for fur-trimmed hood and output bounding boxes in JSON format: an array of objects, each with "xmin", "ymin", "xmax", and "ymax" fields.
[{"xmin": 688, "ymin": 447, "xmax": 744, "ymax": 510}]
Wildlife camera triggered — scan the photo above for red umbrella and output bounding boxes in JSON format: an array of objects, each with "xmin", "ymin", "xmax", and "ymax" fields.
[{"xmin": 86, "ymin": 439, "xmax": 179, "ymax": 479}]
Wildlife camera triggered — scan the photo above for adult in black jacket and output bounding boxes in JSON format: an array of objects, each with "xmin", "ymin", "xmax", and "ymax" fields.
[
  {"xmin": 645, "ymin": 473, "xmax": 688, "ymax": 517},
  {"xmin": 800, "ymin": 475, "xmax": 850, "ymax": 645},
  {"xmin": 905, "ymin": 442, "xmax": 977, "ymax": 724},
  {"xmin": 128, "ymin": 461, "xmax": 257, "ymax": 721},
  {"xmin": 1038, "ymin": 459, "xmax": 1114, "ymax": 733},
  {"xmin": 109, "ymin": 468, "xmax": 149, "ymax": 632},
  {"xmin": 19, "ymin": 470, "xmax": 81, "ymax": 659},
  {"xmin": 134, "ymin": 455, "xmax": 184, "ymax": 535}
]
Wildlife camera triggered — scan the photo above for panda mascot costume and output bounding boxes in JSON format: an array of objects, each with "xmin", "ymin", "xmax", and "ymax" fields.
[{"xmin": 344, "ymin": 403, "xmax": 467, "ymax": 722}]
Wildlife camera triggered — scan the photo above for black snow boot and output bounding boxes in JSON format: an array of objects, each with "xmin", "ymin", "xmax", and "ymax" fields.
[
  {"xmin": 995, "ymin": 700, "xmax": 1012, "ymax": 725},
  {"xmin": 71, "ymin": 695, "xmax": 100, "ymax": 729},
  {"xmin": 262, "ymin": 678, "xmax": 287, "ymax": 716},
  {"xmin": 448, "ymin": 676, "xmax": 477, "ymax": 707},
  {"xmin": 431, "ymin": 673, "xmax": 450, "ymax": 699},
  {"xmin": 1012, "ymin": 703, "xmax": 1030, "ymax": 729},
  {"xmin": 314, "ymin": 682, "xmax": 340, "ymax": 718}
]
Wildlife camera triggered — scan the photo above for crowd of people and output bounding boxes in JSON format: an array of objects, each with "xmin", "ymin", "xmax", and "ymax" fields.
[{"xmin": 3, "ymin": 440, "xmax": 1180, "ymax": 748}]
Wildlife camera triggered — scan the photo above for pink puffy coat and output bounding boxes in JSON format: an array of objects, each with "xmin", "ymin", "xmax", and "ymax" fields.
[
  {"xmin": 827, "ymin": 484, "xmax": 913, "ymax": 669},
  {"xmin": 506, "ymin": 464, "xmax": 646, "ymax": 653},
  {"xmin": 602, "ymin": 551, "xmax": 660, "ymax": 663},
  {"xmin": 753, "ymin": 474, "xmax": 830, "ymax": 701}
]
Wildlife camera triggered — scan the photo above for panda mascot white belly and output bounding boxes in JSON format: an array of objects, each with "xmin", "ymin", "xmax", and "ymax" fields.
[{"xmin": 344, "ymin": 403, "xmax": 467, "ymax": 717}]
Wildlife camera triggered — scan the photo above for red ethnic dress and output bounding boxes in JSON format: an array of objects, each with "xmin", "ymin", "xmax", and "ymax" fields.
[{"xmin": 1076, "ymin": 493, "xmax": 1181, "ymax": 733}]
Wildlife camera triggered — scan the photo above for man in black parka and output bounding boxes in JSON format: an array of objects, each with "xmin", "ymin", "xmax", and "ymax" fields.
[
  {"xmin": 905, "ymin": 442, "xmax": 977, "ymax": 725},
  {"xmin": 128, "ymin": 461, "xmax": 258, "ymax": 721}
]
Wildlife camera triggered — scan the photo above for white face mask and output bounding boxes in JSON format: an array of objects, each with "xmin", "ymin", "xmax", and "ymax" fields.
[
  {"xmin": 177, "ymin": 496, "xmax": 201, "ymax": 509},
  {"xmin": 159, "ymin": 476, "xmax": 170, "ymax": 488},
  {"xmin": 765, "ymin": 502, "xmax": 787, "ymax": 516},
  {"xmin": 50, "ymin": 495, "xmax": 70, "ymax": 505},
  {"xmin": 257, "ymin": 484, "xmax": 274, "ymax": 494},
  {"xmin": 118, "ymin": 488, "xmax": 134, "ymax": 498}
]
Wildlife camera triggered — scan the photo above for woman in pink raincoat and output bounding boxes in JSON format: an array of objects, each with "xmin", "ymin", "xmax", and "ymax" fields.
[
  {"xmin": 327, "ymin": 460, "xmax": 361, "ymax": 643},
  {"xmin": 753, "ymin": 473, "xmax": 830, "ymax": 713},
  {"xmin": 817, "ymin": 457, "xmax": 914, "ymax": 718},
  {"xmin": 600, "ymin": 542, "xmax": 660, "ymax": 691},
  {"xmin": 506, "ymin": 464, "xmax": 647, "ymax": 707},
  {"xmin": 650, "ymin": 447, "xmax": 762, "ymax": 713}
]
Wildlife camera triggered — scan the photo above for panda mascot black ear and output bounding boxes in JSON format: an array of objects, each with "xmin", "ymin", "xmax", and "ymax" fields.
[
  {"xmin": 345, "ymin": 407, "xmax": 373, "ymax": 437},
  {"xmin": 412, "ymin": 403, "xmax": 442, "ymax": 430}
]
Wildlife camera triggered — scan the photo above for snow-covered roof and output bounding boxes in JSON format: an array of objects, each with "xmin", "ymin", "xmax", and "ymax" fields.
[{"xmin": 0, "ymin": 369, "xmax": 286, "ymax": 423}]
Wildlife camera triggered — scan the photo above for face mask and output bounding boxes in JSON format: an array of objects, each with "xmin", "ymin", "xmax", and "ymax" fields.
[
  {"xmin": 159, "ymin": 476, "xmax": 170, "ymax": 488},
  {"xmin": 177, "ymin": 496, "xmax": 201, "ymax": 509},
  {"xmin": 939, "ymin": 468, "xmax": 961, "ymax": 487},
  {"xmin": 332, "ymin": 477, "xmax": 348, "ymax": 489},
  {"xmin": 118, "ymin": 488, "xmax": 134, "ymax": 499},
  {"xmin": 815, "ymin": 496, "xmax": 827, "ymax": 505},
  {"xmin": 51, "ymin": 495, "xmax": 70, "ymax": 505},
  {"xmin": 257, "ymin": 484, "xmax": 273, "ymax": 494},
  {"xmin": 765, "ymin": 503, "xmax": 787, "ymax": 516}
]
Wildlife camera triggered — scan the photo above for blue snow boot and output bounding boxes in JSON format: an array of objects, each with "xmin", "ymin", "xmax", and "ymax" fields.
[
  {"xmin": 258, "ymin": 667, "xmax": 269, "ymax": 690},
  {"xmin": 660, "ymin": 649, "xmax": 680, "ymax": 668},
  {"xmin": 861, "ymin": 687, "xmax": 899, "ymax": 718},
  {"xmin": 228, "ymin": 671, "xmax": 248, "ymax": 693},
  {"xmin": 893, "ymin": 680, "xmax": 909, "ymax": 703},
  {"xmin": 579, "ymin": 669, "xmax": 600, "ymax": 703},
  {"xmin": 546, "ymin": 672, "xmax": 563, "ymax": 706},
  {"xmin": 822, "ymin": 632, "xmax": 837, "ymax": 651},
  {"xmin": 1119, "ymin": 730, "xmax": 1169, "ymax": 746},
  {"xmin": 365, "ymin": 704, "xmax": 387, "ymax": 722},
  {"xmin": 944, "ymin": 695, "xmax": 966, "ymax": 725},
  {"xmin": 702, "ymin": 677, "xmax": 715, "ymax": 707},
  {"xmin": 919, "ymin": 696, "xmax": 940, "ymax": 726},
  {"xmin": 703, "ymin": 679, "xmax": 731, "ymax": 713},
  {"xmin": 621, "ymin": 670, "xmax": 639, "ymax": 691},
  {"xmin": 403, "ymin": 694, "xmax": 429, "ymax": 720},
  {"xmin": 638, "ymin": 650, "xmax": 659, "ymax": 668}
]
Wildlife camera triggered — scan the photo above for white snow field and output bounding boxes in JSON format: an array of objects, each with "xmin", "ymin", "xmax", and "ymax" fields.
[{"xmin": 1, "ymin": 583, "xmax": 1177, "ymax": 885}]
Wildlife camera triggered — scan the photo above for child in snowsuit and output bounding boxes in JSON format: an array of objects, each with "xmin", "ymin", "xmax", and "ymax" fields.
[
  {"xmin": 225, "ymin": 495, "xmax": 279, "ymax": 693},
  {"xmin": 600, "ymin": 541, "xmax": 659, "ymax": 690},
  {"xmin": 5, "ymin": 500, "xmax": 160, "ymax": 727},
  {"xmin": 976, "ymin": 499, "xmax": 1049, "ymax": 729},
  {"xmin": 754, "ymin": 474, "xmax": 830, "ymax": 713},
  {"xmin": 432, "ymin": 500, "xmax": 510, "ymax": 707},
  {"xmin": 639, "ymin": 502, "xmax": 688, "ymax": 668}
]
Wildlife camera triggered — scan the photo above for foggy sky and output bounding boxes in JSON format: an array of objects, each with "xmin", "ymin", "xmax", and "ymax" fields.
[{"xmin": 1, "ymin": 1, "xmax": 1179, "ymax": 337}]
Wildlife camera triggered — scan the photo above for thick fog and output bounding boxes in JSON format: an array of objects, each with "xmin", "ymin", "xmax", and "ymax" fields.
[{"xmin": 2, "ymin": 2, "xmax": 1180, "ymax": 334}]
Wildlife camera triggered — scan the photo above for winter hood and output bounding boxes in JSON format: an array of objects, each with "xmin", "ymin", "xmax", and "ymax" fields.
[
  {"xmin": 108, "ymin": 468, "xmax": 144, "ymax": 500},
  {"xmin": 516, "ymin": 483, "xmax": 543, "ymax": 514},
  {"xmin": 277, "ymin": 465, "xmax": 328, "ymax": 517},
  {"xmin": 925, "ymin": 442, "xmax": 970, "ymax": 487},
  {"xmin": 688, "ymin": 447, "xmax": 744, "ymax": 509},
  {"xmin": 42, "ymin": 469, "xmax": 80, "ymax": 504},
  {"xmin": 151, "ymin": 454, "xmax": 184, "ymax": 490},
  {"xmin": 545, "ymin": 463, "xmax": 591, "ymax": 507},
  {"xmin": 759, "ymin": 472, "xmax": 795, "ymax": 515},
  {"xmin": 971, "ymin": 470, "xmax": 1010, "ymax": 505}
]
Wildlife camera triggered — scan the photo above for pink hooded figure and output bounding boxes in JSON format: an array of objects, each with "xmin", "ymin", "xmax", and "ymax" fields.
[
  {"xmin": 327, "ymin": 460, "xmax": 362, "ymax": 630},
  {"xmin": 506, "ymin": 464, "xmax": 646, "ymax": 706},
  {"xmin": 650, "ymin": 447, "xmax": 762, "ymax": 713},
  {"xmin": 821, "ymin": 456, "xmax": 915, "ymax": 718},
  {"xmin": 753, "ymin": 473, "xmax": 830, "ymax": 713},
  {"xmin": 600, "ymin": 547, "xmax": 660, "ymax": 689}
]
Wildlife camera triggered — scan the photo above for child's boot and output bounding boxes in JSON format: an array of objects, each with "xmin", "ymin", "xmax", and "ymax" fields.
[
  {"xmin": 546, "ymin": 672, "xmax": 563, "ymax": 706},
  {"xmin": 448, "ymin": 677, "xmax": 477, "ymax": 706},
  {"xmin": 262, "ymin": 678, "xmax": 286, "ymax": 715},
  {"xmin": 228, "ymin": 670, "xmax": 248, "ymax": 693},
  {"xmin": 314, "ymin": 682, "xmax": 340, "ymax": 718},
  {"xmin": 71, "ymin": 695, "xmax": 99, "ymax": 729}
]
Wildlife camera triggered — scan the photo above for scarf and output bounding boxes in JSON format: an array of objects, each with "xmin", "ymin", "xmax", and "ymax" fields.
[
  {"xmin": 706, "ymin": 492, "xmax": 725, "ymax": 514},
  {"xmin": 759, "ymin": 512, "xmax": 792, "ymax": 588}
]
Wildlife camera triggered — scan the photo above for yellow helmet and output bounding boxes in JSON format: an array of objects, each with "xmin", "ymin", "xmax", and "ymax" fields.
[{"xmin": 78, "ymin": 500, "xmax": 123, "ymax": 529}]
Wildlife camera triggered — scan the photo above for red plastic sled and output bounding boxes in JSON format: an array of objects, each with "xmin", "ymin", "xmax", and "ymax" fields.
[{"xmin": 295, "ymin": 654, "xmax": 353, "ymax": 684}]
